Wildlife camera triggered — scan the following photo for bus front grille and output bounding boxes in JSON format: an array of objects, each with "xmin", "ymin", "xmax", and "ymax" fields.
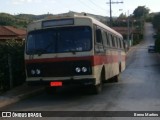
[{"xmin": 26, "ymin": 60, "xmax": 92, "ymax": 77}]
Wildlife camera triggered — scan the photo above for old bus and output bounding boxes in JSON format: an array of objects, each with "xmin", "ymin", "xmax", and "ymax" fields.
[{"xmin": 25, "ymin": 14, "xmax": 126, "ymax": 94}]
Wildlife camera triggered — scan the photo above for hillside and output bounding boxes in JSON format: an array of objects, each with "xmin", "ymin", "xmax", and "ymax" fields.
[
  {"xmin": 0, "ymin": 13, "xmax": 28, "ymax": 28},
  {"xmin": 56, "ymin": 11, "xmax": 109, "ymax": 24},
  {"xmin": 15, "ymin": 14, "xmax": 53, "ymax": 21},
  {"xmin": 0, "ymin": 11, "xmax": 109, "ymax": 28}
]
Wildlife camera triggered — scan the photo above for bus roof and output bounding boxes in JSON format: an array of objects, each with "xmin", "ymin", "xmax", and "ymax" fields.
[
  {"xmin": 27, "ymin": 15, "xmax": 122, "ymax": 38},
  {"xmin": 87, "ymin": 16, "xmax": 122, "ymax": 38}
]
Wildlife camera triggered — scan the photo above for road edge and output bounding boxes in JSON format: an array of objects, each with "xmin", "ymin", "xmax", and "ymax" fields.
[{"xmin": 0, "ymin": 86, "xmax": 45, "ymax": 109}]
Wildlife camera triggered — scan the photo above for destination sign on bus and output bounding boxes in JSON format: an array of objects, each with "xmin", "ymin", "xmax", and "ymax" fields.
[{"xmin": 42, "ymin": 19, "xmax": 74, "ymax": 27}]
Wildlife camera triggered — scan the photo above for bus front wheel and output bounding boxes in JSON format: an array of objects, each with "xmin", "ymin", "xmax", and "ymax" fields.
[
  {"xmin": 91, "ymin": 83, "xmax": 102, "ymax": 94},
  {"xmin": 90, "ymin": 71, "xmax": 104, "ymax": 94}
]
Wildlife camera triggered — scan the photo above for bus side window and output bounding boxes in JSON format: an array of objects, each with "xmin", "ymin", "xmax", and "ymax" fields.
[
  {"xmin": 114, "ymin": 37, "xmax": 118, "ymax": 48},
  {"xmin": 96, "ymin": 29, "xmax": 103, "ymax": 44},
  {"xmin": 119, "ymin": 38, "xmax": 122, "ymax": 49},
  {"xmin": 108, "ymin": 33, "xmax": 112, "ymax": 47},
  {"xmin": 116, "ymin": 37, "xmax": 120, "ymax": 49},
  {"xmin": 122, "ymin": 40, "xmax": 125, "ymax": 49},
  {"xmin": 105, "ymin": 32, "xmax": 110, "ymax": 47},
  {"xmin": 111, "ymin": 35, "xmax": 115, "ymax": 47},
  {"xmin": 102, "ymin": 31, "xmax": 107, "ymax": 47}
]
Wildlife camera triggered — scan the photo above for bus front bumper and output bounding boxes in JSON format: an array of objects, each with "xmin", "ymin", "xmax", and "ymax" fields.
[{"xmin": 27, "ymin": 77, "xmax": 96, "ymax": 86}]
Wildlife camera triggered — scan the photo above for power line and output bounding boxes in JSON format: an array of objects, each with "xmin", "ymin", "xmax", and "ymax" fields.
[
  {"xmin": 106, "ymin": 1, "xmax": 123, "ymax": 4},
  {"xmin": 56, "ymin": 1, "xmax": 72, "ymax": 13},
  {"xmin": 88, "ymin": 0, "xmax": 107, "ymax": 12},
  {"xmin": 78, "ymin": 0, "xmax": 97, "ymax": 12}
]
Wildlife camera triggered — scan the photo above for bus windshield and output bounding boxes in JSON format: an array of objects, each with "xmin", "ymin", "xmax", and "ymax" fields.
[{"xmin": 26, "ymin": 26, "xmax": 92, "ymax": 54}]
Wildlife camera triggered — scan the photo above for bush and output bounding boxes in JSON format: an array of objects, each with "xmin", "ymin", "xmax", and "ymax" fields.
[
  {"xmin": 0, "ymin": 40, "xmax": 25, "ymax": 91},
  {"xmin": 133, "ymin": 39, "xmax": 141, "ymax": 45},
  {"xmin": 155, "ymin": 33, "xmax": 160, "ymax": 53},
  {"xmin": 152, "ymin": 13, "xmax": 160, "ymax": 31}
]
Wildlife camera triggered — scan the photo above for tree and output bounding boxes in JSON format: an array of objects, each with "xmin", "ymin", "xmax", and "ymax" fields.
[
  {"xmin": 133, "ymin": 6, "xmax": 150, "ymax": 18},
  {"xmin": 152, "ymin": 13, "xmax": 160, "ymax": 31},
  {"xmin": 152, "ymin": 13, "xmax": 160, "ymax": 53},
  {"xmin": 118, "ymin": 13, "xmax": 127, "ymax": 19},
  {"xmin": 0, "ymin": 13, "xmax": 28, "ymax": 28}
]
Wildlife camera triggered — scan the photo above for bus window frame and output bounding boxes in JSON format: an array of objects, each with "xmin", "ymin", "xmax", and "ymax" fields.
[
  {"xmin": 101, "ymin": 30, "xmax": 108, "ymax": 48},
  {"xmin": 116, "ymin": 37, "xmax": 120, "ymax": 49},
  {"xmin": 107, "ymin": 33, "xmax": 113, "ymax": 48},
  {"xmin": 94, "ymin": 25, "xmax": 106, "ymax": 53},
  {"xmin": 111, "ymin": 34, "xmax": 116, "ymax": 48},
  {"xmin": 95, "ymin": 28, "xmax": 103, "ymax": 44},
  {"xmin": 105, "ymin": 32, "xmax": 111, "ymax": 47},
  {"xmin": 119, "ymin": 38, "xmax": 122, "ymax": 49}
]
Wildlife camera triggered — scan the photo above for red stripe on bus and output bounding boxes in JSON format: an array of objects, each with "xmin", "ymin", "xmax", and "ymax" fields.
[
  {"xmin": 25, "ymin": 55, "xmax": 126, "ymax": 66},
  {"xmin": 25, "ymin": 56, "xmax": 92, "ymax": 64}
]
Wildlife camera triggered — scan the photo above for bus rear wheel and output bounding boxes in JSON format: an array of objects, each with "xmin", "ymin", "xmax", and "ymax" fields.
[{"xmin": 111, "ymin": 64, "xmax": 121, "ymax": 83}]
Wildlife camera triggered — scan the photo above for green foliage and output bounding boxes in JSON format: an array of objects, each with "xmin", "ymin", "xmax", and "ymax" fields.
[
  {"xmin": 152, "ymin": 13, "xmax": 160, "ymax": 31},
  {"xmin": 0, "ymin": 13, "xmax": 54, "ymax": 28},
  {"xmin": 118, "ymin": 13, "xmax": 127, "ymax": 19},
  {"xmin": 152, "ymin": 13, "xmax": 160, "ymax": 53},
  {"xmin": 145, "ymin": 16, "xmax": 153, "ymax": 22},
  {"xmin": 16, "ymin": 14, "xmax": 53, "ymax": 21},
  {"xmin": 0, "ymin": 13, "xmax": 28, "ymax": 28},
  {"xmin": 133, "ymin": 6, "xmax": 150, "ymax": 18},
  {"xmin": 0, "ymin": 40, "xmax": 25, "ymax": 91},
  {"xmin": 154, "ymin": 33, "xmax": 160, "ymax": 53},
  {"xmin": 133, "ymin": 39, "xmax": 141, "ymax": 45}
]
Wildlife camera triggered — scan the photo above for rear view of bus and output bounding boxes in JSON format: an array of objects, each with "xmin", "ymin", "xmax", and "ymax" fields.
[{"xmin": 25, "ymin": 15, "xmax": 126, "ymax": 94}]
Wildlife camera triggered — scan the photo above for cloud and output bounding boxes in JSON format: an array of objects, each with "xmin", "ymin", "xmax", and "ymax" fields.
[
  {"xmin": 11, "ymin": 0, "xmax": 42, "ymax": 5},
  {"xmin": 12, "ymin": 0, "xmax": 31, "ymax": 5}
]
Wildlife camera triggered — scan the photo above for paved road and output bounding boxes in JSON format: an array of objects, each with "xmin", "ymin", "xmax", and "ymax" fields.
[{"xmin": 1, "ymin": 23, "xmax": 160, "ymax": 120}]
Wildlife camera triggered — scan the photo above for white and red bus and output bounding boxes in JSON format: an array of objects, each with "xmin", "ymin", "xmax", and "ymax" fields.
[{"xmin": 25, "ymin": 14, "xmax": 126, "ymax": 94}]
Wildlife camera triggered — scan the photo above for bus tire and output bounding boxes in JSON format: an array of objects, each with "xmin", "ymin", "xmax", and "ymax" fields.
[
  {"xmin": 112, "ymin": 75, "xmax": 119, "ymax": 82},
  {"xmin": 111, "ymin": 64, "xmax": 121, "ymax": 83},
  {"xmin": 90, "ymin": 70, "xmax": 104, "ymax": 94},
  {"xmin": 119, "ymin": 63, "xmax": 122, "ymax": 73},
  {"xmin": 91, "ymin": 83, "xmax": 102, "ymax": 94}
]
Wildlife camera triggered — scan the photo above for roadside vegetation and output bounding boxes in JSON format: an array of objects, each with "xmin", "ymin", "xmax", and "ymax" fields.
[
  {"xmin": 0, "ymin": 13, "xmax": 52, "ymax": 92},
  {"xmin": 0, "ymin": 13, "xmax": 53, "ymax": 28},
  {"xmin": 0, "ymin": 13, "xmax": 28, "ymax": 28},
  {"xmin": 0, "ymin": 40, "xmax": 25, "ymax": 92},
  {"xmin": 152, "ymin": 13, "xmax": 160, "ymax": 53},
  {"xmin": 112, "ymin": 6, "xmax": 150, "ymax": 46}
]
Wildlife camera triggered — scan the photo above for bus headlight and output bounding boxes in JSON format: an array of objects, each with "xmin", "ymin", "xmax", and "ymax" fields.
[
  {"xmin": 82, "ymin": 67, "xmax": 87, "ymax": 73},
  {"xmin": 31, "ymin": 70, "xmax": 36, "ymax": 75},
  {"xmin": 36, "ymin": 69, "xmax": 41, "ymax": 75},
  {"xmin": 75, "ymin": 67, "xmax": 81, "ymax": 73}
]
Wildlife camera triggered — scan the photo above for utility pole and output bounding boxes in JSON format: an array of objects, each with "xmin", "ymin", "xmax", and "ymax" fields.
[{"xmin": 106, "ymin": 0, "xmax": 123, "ymax": 27}]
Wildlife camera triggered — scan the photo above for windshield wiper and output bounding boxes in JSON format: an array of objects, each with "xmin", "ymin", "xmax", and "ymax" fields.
[
  {"xmin": 35, "ymin": 49, "xmax": 47, "ymax": 56},
  {"xmin": 68, "ymin": 49, "xmax": 80, "ymax": 54}
]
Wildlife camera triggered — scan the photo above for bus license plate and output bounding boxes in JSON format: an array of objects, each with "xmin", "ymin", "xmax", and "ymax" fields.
[{"xmin": 50, "ymin": 82, "xmax": 62, "ymax": 87}]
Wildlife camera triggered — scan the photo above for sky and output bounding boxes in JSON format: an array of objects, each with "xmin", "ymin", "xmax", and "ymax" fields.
[{"xmin": 0, "ymin": 0, "xmax": 159, "ymax": 17}]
